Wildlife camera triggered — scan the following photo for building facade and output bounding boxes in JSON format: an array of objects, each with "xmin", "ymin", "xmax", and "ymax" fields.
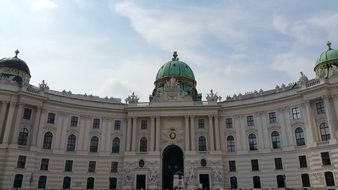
[{"xmin": 0, "ymin": 43, "xmax": 338, "ymax": 189}]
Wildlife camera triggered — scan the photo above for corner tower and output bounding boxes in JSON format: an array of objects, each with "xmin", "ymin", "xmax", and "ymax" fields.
[{"xmin": 150, "ymin": 52, "xmax": 201, "ymax": 102}]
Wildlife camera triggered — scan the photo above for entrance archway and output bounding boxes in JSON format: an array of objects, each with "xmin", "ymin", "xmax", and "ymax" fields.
[{"xmin": 162, "ymin": 145, "xmax": 184, "ymax": 190}]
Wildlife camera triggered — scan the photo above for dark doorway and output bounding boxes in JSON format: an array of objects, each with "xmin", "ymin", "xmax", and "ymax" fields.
[
  {"xmin": 162, "ymin": 145, "xmax": 184, "ymax": 190},
  {"xmin": 199, "ymin": 174, "xmax": 210, "ymax": 190},
  {"xmin": 136, "ymin": 175, "xmax": 146, "ymax": 190}
]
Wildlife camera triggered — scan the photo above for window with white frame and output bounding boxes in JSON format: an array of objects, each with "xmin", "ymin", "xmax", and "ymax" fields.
[{"xmin": 292, "ymin": 107, "xmax": 301, "ymax": 119}]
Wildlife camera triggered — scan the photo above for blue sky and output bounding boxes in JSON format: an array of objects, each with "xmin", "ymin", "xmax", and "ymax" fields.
[{"xmin": 1, "ymin": 0, "xmax": 338, "ymax": 102}]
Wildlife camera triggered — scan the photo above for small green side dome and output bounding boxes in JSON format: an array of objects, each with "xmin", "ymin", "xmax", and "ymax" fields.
[
  {"xmin": 315, "ymin": 41, "xmax": 338, "ymax": 67},
  {"xmin": 155, "ymin": 51, "xmax": 195, "ymax": 81}
]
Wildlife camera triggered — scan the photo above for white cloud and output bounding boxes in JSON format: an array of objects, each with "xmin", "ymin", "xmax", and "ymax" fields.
[{"xmin": 31, "ymin": 0, "xmax": 58, "ymax": 12}]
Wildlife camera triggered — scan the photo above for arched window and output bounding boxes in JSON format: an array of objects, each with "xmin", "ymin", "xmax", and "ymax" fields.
[
  {"xmin": 324, "ymin": 171, "xmax": 335, "ymax": 186},
  {"xmin": 271, "ymin": 131, "xmax": 280, "ymax": 149},
  {"xmin": 18, "ymin": 128, "xmax": 29, "ymax": 145},
  {"xmin": 63, "ymin": 176, "xmax": 71, "ymax": 189},
  {"xmin": 87, "ymin": 177, "xmax": 95, "ymax": 189},
  {"xmin": 227, "ymin": 136, "xmax": 235, "ymax": 152},
  {"xmin": 320, "ymin": 123, "xmax": 330, "ymax": 141},
  {"xmin": 198, "ymin": 136, "xmax": 207, "ymax": 151},
  {"xmin": 43, "ymin": 132, "xmax": 53, "ymax": 149},
  {"xmin": 276, "ymin": 175, "xmax": 285, "ymax": 188},
  {"xmin": 13, "ymin": 174, "xmax": 23, "ymax": 188},
  {"xmin": 230, "ymin": 176, "xmax": 238, "ymax": 189},
  {"xmin": 66, "ymin": 135, "xmax": 76, "ymax": 151},
  {"xmin": 295, "ymin": 127, "xmax": 305, "ymax": 146},
  {"xmin": 140, "ymin": 137, "xmax": 147, "ymax": 152},
  {"xmin": 38, "ymin": 175, "xmax": 47, "ymax": 189},
  {"xmin": 112, "ymin": 137, "xmax": 120, "ymax": 153},
  {"xmin": 253, "ymin": 176, "xmax": 261, "ymax": 188},
  {"xmin": 248, "ymin": 134, "xmax": 257, "ymax": 151},
  {"xmin": 90, "ymin": 136, "xmax": 99, "ymax": 152},
  {"xmin": 301, "ymin": 173, "xmax": 310, "ymax": 187}
]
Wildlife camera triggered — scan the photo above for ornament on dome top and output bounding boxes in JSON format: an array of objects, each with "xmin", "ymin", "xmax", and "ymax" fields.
[
  {"xmin": 125, "ymin": 92, "xmax": 139, "ymax": 104},
  {"xmin": 206, "ymin": 89, "xmax": 221, "ymax": 102}
]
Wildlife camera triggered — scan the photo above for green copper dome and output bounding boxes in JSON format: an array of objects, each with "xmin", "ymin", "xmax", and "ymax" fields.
[
  {"xmin": 150, "ymin": 52, "xmax": 201, "ymax": 102},
  {"xmin": 155, "ymin": 52, "xmax": 195, "ymax": 81},
  {"xmin": 314, "ymin": 41, "xmax": 338, "ymax": 79},
  {"xmin": 315, "ymin": 41, "xmax": 338, "ymax": 67}
]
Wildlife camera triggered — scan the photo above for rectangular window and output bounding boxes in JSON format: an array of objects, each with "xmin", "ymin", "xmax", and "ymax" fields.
[
  {"xmin": 292, "ymin": 107, "xmax": 301, "ymax": 120},
  {"xmin": 141, "ymin": 120, "xmax": 148, "ymax": 130},
  {"xmin": 111, "ymin": 161, "xmax": 118, "ymax": 173},
  {"xmin": 93, "ymin": 118, "xmax": 100, "ymax": 129},
  {"xmin": 198, "ymin": 119, "xmax": 205, "ymax": 129},
  {"xmin": 274, "ymin": 158, "xmax": 283, "ymax": 170},
  {"xmin": 70, "ymin": 116, "xmax": 78, "ymax": 127},
  {"xmin": 23, "ymin": 108, "xmax": 32, "ymax": 120},
  {"xmin": 226, "ymin": 118, "xmax": 233, "ymax": 128},
  {"xmin": 321, "ymin": 152, "xmax": 331, "ymax": 165},
  {"xmin": 114, "ymin": 120, "xmax": 121, "ymax": 130},
  {"xmin": 229, "ymin": 160, "xmax": 236, "ymax": 172},
  {"xmin": 88, "ymin": 161, "xmax": 96, "ymax": 172},
  {"xmin": 40, "ymin": 158, "xmax": 49, "ymax": 170},
  {"xmin": 65, "ymin": 160, "xmax": 73, "ymax": 172},
  {"xmin": 251, "ymin": 159, "xmax": 259, "ymax": 171},
  {"xmin": 299, "ymin": 155, "xmax": 307, "ymax": 168},
  {"xmin": 17, "ymin": 155, "xmax": 26, "ymax": 168},
  {"xmin": 269, "ymin": 112, "xmax": 277, "ymax": 124},
  {"xmin": 247, "ymin": 115, "xmax": 254, "ymax": 126},
  {"xmin": 316, "ymin": 101, "xmax": 325, "ymax": 114},
  {"xmin": 47, "ymin": 113, "xmax": 56, "ymax": 124}
]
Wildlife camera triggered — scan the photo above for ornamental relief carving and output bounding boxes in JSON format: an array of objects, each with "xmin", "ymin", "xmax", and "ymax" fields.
[
  {"xmin": 89, "ymin": 130, "xmax": 102, "ymax": 137},
  {"xmin": 246, "ymin": 128, "xmax": 258, "ymax": 134},
  {"xmin": 66, "ymin": 128, "xmax": 79, "ymax": 135}
]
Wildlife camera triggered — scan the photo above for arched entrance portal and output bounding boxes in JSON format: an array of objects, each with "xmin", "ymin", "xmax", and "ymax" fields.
[{"xmin": 162, "ymin": 145, "xmax": 184, "ymax": 190}]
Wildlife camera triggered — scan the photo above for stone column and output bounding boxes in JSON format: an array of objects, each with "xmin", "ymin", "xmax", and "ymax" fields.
[
  {"xmin": 31, "ymin": 106, "xmax": 42, "ymax": 146},
  {"xmin": 0, "ymin": 101, "xmax": 8, "ymax": 142},
  {"xmin": 54, "ymin": 112, "xmax": 65, "ymax": 150},
  {"xmin": 59, "ymin": 113, "xmax": 69, "ymax": 151},
  {"xmin": 2, "ymin": 102, "xmax": 16, "ymax": 144},
  {"xmin": 185, "ymin": 115, "xmax": 190, "ymax": 151},
  {"xmin": 323, "ymin": 96, "xmax": 337, "ymax": 142},
  {"xmin": 83, "ymin": 116, "xmax": 91, "ymax": 151},
  {"xmin": 255, "ymin": 113, "xmax": 264, "ymax": 150},
  {"xmin": 208, "ymin": 115, "xmax": 215, "ymax": 151},
  {"xmin": 283, "ymin": 108, "xmax": 295, "ymax": 147},
  {"xmin": 36, "ymin": 108, "xmax": 47, "ymax": 148},
  {"xmin": 240, "ymin": 116, "xmax": 247, "ymax": 151},
  {"xmin": 103, "ymin": 118, "xmax": 112, "ymax": 152},
  {"xmin": 150, "ymin": 116, "xmax": 155, "ymax": 151},
  {"xmin": 278, "ymin": 108, "xmax": 288, "ymax": 148},
  {"xmin": 261, "ymin": 113, "xmax": 270, "ymax": 149},
  {"xmin": 155, "ymin": 116, "xmax": 160, "ymax": 151},
  {"xmin": 100, "ymin": 118, "xmax": 108, "ymax": 152},
  {"xmin": 190, "ymin": 116, "xmax": 196, "ymax": 151},
  {"xmin": 126, "ymin": 117, "xmax": 132, "ymax": 152},
  {"xmin": 304, "ymin": 101, "xmax": 316, "ymax": 144},
  {"xmin": 234, "ymin": 115, "xmax": 242, "ymax": 151},
  {"xmin": 11, "ymin": 103, "xmax": 24, "ymax": 144},
  {"xmin": 132, "ymin": 117, "xmax": 137, "ymax": 152},
  {"xmin": 78, "ymin": 115, "xmax": 87, "ymax": 151},
  {"xmin": 214, "ymin": 116, "xmax": 221, "ymax": 151}
]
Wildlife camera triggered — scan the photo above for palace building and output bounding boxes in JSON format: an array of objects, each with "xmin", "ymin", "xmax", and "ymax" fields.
[{"xmin": 0, "ymin": 42, "xmax": 338, "ymax": 189}]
